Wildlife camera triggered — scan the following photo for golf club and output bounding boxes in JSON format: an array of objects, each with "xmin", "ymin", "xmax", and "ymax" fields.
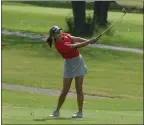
[{"xmin": 93, "ymin": 8, "xmax": 127, "ymax": 40}]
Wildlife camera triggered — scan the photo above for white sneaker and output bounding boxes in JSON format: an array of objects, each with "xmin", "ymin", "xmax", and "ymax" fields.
[
  {"xmin": 72, "ymin": 111, "xmax": 83, "ymax": 118},
  {"xmin": 50, "ymin": 109, "xmax": 60, "ymax": 117}
]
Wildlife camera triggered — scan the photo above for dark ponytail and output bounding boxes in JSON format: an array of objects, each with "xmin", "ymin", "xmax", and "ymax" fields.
[{"xmin": 46, "ymin": 35, "xmax": 53, "ymax": 48}]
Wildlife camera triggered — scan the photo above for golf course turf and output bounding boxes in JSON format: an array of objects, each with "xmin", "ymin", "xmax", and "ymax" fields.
[
  {"xmin": 2, "ymin": 2, "xmax": 143, "ymax": 124},
  {"xmin": 2, "ymin": 90, "xmax": 143, "ymax": 124},
  {"xmin": 2, "ymin": 2, "xmax": 143, "ymax": 49},
  {"xmin": 2, "ymin": 34, "xmax": 143, "ymax": 98}
]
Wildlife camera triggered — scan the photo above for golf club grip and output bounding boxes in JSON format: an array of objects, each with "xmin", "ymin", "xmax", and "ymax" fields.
[{"xmin": 97, "ymin": 34, "xmax": 102, "ymax": 39}]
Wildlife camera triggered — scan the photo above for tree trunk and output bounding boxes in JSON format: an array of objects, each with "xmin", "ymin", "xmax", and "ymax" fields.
[
  {"xmin": 72, "ymin": 1, "xmax": 86, "ymax": 36},
  {"xmin": 99, "ymin": 1, "xmax": 110, "ymax": 26},
  {"xmin": 93, "ymin": 1, "xmax": 111, "ymax": 27},
  {"xmin": 93, "ymin": 1, "xmax": 102, "ymax": 25}
]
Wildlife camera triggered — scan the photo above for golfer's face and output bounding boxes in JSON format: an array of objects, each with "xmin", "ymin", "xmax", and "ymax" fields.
[{"xmin": 54, "ymin": 30, "xmax": 62, "ymax": 40}]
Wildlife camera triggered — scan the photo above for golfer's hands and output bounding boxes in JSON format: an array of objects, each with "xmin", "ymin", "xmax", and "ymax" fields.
[{"xmin": 90, "ymin": 37, "xmax": 98, "ymax": 44}]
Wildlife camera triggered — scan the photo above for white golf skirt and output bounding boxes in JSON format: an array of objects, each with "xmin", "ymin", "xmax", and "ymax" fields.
[{"xmin": 63, "ymin": 54, "xmax": 87, "ymax": 78}]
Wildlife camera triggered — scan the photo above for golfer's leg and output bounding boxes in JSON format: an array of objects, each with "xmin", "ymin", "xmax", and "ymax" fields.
[
  {"xmin": 75, "ymin": 76, "xmax": 84, "ymax": 112},
  {"xmin": 56, "ymin": 78, "xmax": 73, "ymax": 111}
]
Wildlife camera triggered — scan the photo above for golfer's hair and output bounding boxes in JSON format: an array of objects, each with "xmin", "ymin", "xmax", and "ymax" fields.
[{"xmin": 46, "ymin": 35, "xmax": 53, "ymax": 48}]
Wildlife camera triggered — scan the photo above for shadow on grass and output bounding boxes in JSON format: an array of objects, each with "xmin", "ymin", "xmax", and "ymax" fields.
[{"xmin": 33, "ymin": 117, "xmax": 73, "ymax": 121}]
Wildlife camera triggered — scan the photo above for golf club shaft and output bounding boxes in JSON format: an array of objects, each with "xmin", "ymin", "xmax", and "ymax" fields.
[{"xmin": 96, "ymin": 12, "xmax": 126, "ymax": 39}]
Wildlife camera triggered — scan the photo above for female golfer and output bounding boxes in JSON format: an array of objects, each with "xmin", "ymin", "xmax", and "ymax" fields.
[{"xmin": 46, "ymin": 26, "xmax": 98, "ymax": 118}]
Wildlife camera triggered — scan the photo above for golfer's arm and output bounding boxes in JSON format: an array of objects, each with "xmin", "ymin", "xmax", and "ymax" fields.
[
  {"xmin": 69, "ymin": 39, "xmax": 93, "ymax": 49},
  {"xmin": 70, "ymin": 36, "xmax": 87, "ymax": 43}
]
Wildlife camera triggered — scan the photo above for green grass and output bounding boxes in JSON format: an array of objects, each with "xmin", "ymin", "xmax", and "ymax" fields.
[
  {"xmin": 2, "ymin": 1, "xmax": 143, "ymax": 8},
  {"xmin": 2, "ymin": 2, "xmax": 143, "ymax": 124},
  {"xmin": 2, "ymin": 35, "xmax": 143, "ymax": 99},
  {"xmin": 117, "ymin": 1, "xmax": 143, "ymax": 8},
  {"xmin": 2, "ymin": 90, "xmax": 143, "ymax": 124},
  {"xmin": 2, "ymin": 3, "xmax": 143, "ymax": 49}
]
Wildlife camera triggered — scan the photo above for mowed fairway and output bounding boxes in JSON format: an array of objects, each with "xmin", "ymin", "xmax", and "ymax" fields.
[
  {"xmin": 2, "ymin": 27, "xmax": 143, "ymax": 124},
  {"xmin": 2, "ymin": 90, "xmax": 143, "ymax": 124},
  {"xmin": 2, "ymin": 35, "xmax": 143, "ymax": 98},
  {"xmin": 2, "ymin": 1, "xmax": 143, "ymax": 124},
  {"xmin": 2, "ymin": 2, "xmax": 143, "ymax": 49}
]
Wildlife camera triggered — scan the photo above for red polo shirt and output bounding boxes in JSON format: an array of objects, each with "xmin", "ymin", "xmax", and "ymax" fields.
[{"xmin": 54, "ymin": 33, "xmax": 79, "ymax": 59}]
